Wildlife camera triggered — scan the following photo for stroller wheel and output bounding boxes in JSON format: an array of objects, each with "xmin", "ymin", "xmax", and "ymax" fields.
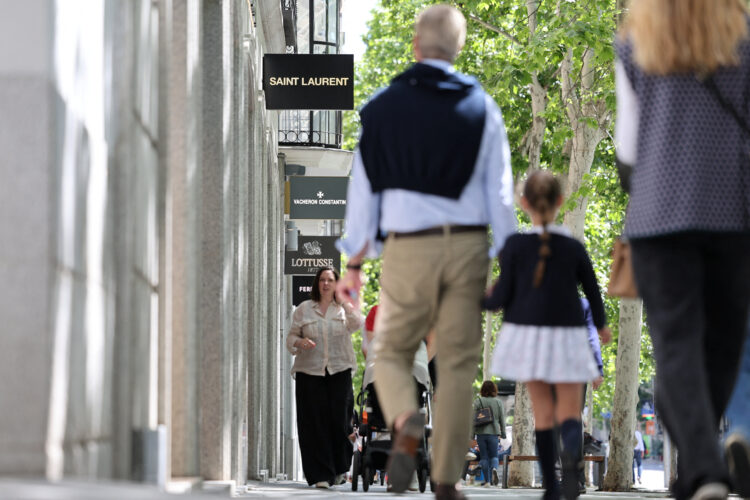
[
  {"xmin": 352, "ymin": 450, "xmax": 360, "ymax": 491},
  {"xmin": 417, "ymin": 467, "xmax": 428, "ymax": 493},
  {"xmin": 362, "ymin": 465, "xmax": 371, "ymax": 492}
]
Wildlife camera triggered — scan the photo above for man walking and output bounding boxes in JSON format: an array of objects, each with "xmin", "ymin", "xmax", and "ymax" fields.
[{"xmin": 336, "ymin": 5, "xmax": 515, "ymax": 499}]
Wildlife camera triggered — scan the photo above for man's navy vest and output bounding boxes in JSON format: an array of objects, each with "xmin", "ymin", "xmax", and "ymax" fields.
[{"xmin": 359, "ymin": 63, "xmax": 487, "ymax": 200}]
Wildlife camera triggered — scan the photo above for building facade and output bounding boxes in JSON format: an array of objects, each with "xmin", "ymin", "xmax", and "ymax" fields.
[{"xmin": 0, "ymin": 0, "xmax": 312, "ymax": 490}]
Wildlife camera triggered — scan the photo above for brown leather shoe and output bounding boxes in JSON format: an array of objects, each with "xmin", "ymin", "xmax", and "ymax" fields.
[
  {"xmin": 385, "ymin": 411, "xmax": 424, "ymax": 493},
  {"xmin": 434, "ymin": 483, "xmax": 467, "ymax": 500}
]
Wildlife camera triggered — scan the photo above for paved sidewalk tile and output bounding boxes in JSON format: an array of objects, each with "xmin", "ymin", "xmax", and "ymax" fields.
[{"xmin": 238, "ymin": 480, "xmax": 671, "ymax": 499}]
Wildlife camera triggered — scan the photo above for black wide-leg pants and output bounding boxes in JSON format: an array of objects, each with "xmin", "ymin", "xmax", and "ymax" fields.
[
  {"xmin": 295, "ymin": 369, "xmax": 354, "ymax": 485},
  {"xmin": 631, "ymin": 232, "xmax": 750, "ymax": 500}
]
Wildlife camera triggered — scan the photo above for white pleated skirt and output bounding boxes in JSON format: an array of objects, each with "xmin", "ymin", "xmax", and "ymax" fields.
[{"xmin": 490, "ymin": 323, "xmax": 599, "ymax": 383}]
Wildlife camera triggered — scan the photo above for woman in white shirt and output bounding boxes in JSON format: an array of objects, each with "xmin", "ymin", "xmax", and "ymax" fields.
[{"xmin": 286, "ymin": 266, "xmax": 364, "ymax": 489}]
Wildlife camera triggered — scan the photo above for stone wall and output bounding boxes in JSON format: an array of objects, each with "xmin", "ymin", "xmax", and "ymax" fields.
[{"xmin": 0, "ymin": 0, "xmax": 293, "ymax": 487}]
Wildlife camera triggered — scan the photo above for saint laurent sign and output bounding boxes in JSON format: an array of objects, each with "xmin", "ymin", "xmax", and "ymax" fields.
[
  {"xmin": 285, "ymin": 236, "xmax": 341, "ymax": 275},
  {"xmin": 289, "ymin": 176, "xmax": 348, "ymax": 220},
  {"xmin": 263, "ymin": 54, "xmax": 354, "ymax": 110}
]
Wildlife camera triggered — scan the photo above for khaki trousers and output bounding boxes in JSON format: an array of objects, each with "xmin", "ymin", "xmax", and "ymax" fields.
[{"xmin": 373, "ymin": 230, "xmax": 489, "ymax": 484}]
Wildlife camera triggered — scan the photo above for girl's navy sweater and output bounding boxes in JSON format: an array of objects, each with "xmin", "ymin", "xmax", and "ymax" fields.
[{"xmin": 482, "ymin": 232, "xmax": 607, "ymax": 329}]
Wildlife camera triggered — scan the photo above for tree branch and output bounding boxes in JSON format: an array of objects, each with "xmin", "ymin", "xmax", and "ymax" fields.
[{"xmin": 467, "ymin": 13, "xmax": 520, "ymax": 44}]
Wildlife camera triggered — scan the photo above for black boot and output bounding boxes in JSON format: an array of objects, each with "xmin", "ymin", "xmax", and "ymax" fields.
[
  {"xmin": 560, "ymin": 419, "xmax": 583, "ymax": 500},
  {"xmin": 536, "ymin": 429, "xmax": 560, "ymax": 500}
]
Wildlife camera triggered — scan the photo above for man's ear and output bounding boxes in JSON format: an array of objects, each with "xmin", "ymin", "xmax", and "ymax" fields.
[{"xmin": 413, "ymin": 35, "xmax": 422, "ymax": 61}]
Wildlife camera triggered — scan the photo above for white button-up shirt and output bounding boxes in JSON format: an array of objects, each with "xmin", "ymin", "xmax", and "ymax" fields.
[{"xmin": 286, "ymin": 299, "xmax": 364, "ymax": 377}]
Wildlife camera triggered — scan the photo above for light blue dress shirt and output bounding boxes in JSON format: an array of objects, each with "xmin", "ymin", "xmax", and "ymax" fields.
[{"xmin": 337, "ymin": 59, "xmax": 516, "ymax": 258}]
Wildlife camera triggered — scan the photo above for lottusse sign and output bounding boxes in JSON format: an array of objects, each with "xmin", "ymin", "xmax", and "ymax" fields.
[
  {"xmin": 284, "ymin": 236, "xmax": 341, "ymax": 275},
  {"xmin": 262, "ymin": 54, "xmax": 354, "ymax": 110}
]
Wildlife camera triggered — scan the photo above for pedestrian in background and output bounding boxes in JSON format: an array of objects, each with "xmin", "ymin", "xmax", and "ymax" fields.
[
  {"xmin": 633, "ymin": 427, "xmax": 645, "ymax": 485},
  {"xmin": 473, "ymin": 380, "xmax": 507, "ymax": 487},
  {"xmin": 483, "ymin": 171, "xmax": 611, "ymax": 500},
  {"xmin": 285, "ymin": 266, "xmax": 364, "ymax": 489},
  {"xmin": 615, "ymin": 1, "xmax": 750, "ymax": 498},
  {"xmin": 336, "ymin": 4, "xmax": 517, "ymax": 498}
]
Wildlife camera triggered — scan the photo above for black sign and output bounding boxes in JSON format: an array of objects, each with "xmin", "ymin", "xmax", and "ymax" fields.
[
  {"xmin": 284, "ymin": 236, "xmax": 341, "ymax": 275},
  {"xmin": 289, "ymin": 177, "xmax": 348, "ymax": 220},
  {"xmin": 263, "ymin": 54, "xmax": 354, "ymax": 110},
  {"xmin": 292, "ymin": 276, "xmax": 315, "ymax": 306}
]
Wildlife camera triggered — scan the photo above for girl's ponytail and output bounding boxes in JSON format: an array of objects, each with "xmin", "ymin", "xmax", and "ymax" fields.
[
  {"xmin": 533, "ymin": 223, "xmax": 552, "ymax": 288},
  {"xmin": 523, "ymin": 171, "xmax": 561, "ymax": 288}
]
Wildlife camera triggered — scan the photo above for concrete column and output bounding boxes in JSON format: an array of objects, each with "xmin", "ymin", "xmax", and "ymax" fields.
[
  {"xmin": 0, "ymin": 0, "xmax": 55, "ymax": 476},
  {"xmin": 198, "ymin": 0, "xmax": 231, "ymax": 481},
  {"xmin": 109, "ymin": 0, "xmax": 137, "ymax": 480},
  {"xmin": 167, "ymin": 0, "xmax": 202, "ymax": 478}
]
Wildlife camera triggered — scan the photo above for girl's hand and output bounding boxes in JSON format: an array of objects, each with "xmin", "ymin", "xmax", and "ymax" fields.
[
  {"xmin": 295, "ymin": 338, "xmax": 316, "ymax": 350},
  {"xmin": 598, "ymin": 327, "xmax": 612, "ymax": 345}
]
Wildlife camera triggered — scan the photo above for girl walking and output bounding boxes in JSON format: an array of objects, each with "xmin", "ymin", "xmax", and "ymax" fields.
[{"xmin": 482, "ymin": 171, "xmax": 611, "ymax": 500}]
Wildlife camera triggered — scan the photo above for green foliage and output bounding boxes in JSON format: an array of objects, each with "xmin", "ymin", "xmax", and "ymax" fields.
[{"xmin": 344, "ymin": 0, "xmax": 654, "ymax": 419}]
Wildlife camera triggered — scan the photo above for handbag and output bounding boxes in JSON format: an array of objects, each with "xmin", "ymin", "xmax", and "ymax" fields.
[
  {"xmin": 607, "ymin": 238, "xmax": 638, "ymax": 298},
  {"xmin": 473, "ymin": 399, "xmax": 493, "ymax": 427}
]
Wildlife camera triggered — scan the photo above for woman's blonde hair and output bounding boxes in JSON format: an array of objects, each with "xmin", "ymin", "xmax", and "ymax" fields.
[{"xmin": 621, "ymin": 0, "xmax": 748, "ymax": 75}]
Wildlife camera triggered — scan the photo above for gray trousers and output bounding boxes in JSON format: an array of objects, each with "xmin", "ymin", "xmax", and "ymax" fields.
[{"xmin": 631, "ymin": 232, "xmax": 750, "ymax": 500}]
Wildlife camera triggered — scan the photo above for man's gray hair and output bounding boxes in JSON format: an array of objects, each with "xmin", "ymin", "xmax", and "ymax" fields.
[{"xmin": 415, "ymin": 4, "xmax": 467, "ymax": 62}]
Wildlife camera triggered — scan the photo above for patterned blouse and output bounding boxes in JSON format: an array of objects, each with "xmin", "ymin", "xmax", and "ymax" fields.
[
  {"xmin": 615, "ymin": 32, "xmax": 750, "ymax": 239},
  {"xmin": 286, "ymin": 299, "xmax": 363, "ymax": 377}
]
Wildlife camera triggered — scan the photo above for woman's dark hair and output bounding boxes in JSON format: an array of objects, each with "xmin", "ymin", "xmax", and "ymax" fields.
[
  {"xmin": 310, "ymin": 266, "xmax": 339, "ymax": 302},
  {"xmin": 523, "ymin": 170, "xmax": 562, "ymax": 288},
  {"xmin": 480, "ymin": 380, "xmax": 498, "ymax": 397}
]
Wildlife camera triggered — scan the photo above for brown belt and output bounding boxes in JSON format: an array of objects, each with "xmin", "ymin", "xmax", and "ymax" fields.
[{"xmin": 389, "ymin": 224, "xmax": 488, "ymax": 239}]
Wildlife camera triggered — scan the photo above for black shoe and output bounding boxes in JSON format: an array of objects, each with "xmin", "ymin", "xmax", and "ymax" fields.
[
  {"xmin": 491, "ymin": 467, "xmax": 499, "ymax": 486},
  {"xmin": 578, "ymin": 481, "xmax": 586, "ymax": 495},
  {"xmin": 726, "ymin": 433, "xmax": 750, "ymax": 498},
  {"xmin": 560, "ymin": 451, "xmax": 582, "ymax": 500}
]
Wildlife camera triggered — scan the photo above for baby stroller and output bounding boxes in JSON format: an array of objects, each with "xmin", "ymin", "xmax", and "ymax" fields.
[{"xmin": 351, "ymin": 342, "xmax": 433, "ymax": 493}]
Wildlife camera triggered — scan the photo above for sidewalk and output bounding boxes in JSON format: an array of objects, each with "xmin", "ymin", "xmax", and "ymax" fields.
[
  {"xmin": 0, "ymin": 478, "xmax": 671, "ymax": 499},
  {"xmin": 239, "ymin": 480, "xmax": 671, "ymax": 499}
]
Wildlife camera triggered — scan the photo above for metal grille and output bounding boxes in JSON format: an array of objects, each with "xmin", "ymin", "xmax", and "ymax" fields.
[{"xmin": 279, "ymin": 109, "xmax": 342, "ymax": 148}]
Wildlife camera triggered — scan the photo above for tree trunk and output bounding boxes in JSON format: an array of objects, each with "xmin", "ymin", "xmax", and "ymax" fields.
[
  {"xmin": 561, "ymin": 47, "xmax": 607, "ymax": 240},
  {"xmin": 583, "ymin": 381, "xmax": 594, "ymax": 485},
  {"xmin": 602, "ymin": 298, "xmax": 643, "ymax": 491},
  {"xmin": 483, "ymin": 263, "xmax": 495, "ymax": 380},
  {"xmin": 508, "ymin": 5, "xmax": 548, "ymax": 486},
  {"xmin": 663, "ymin": 432, "xmax": 678, "ymax": 489},
  {"xmin": 523, "ymin": 0, "xmax": 547, "ymax": 174},
  {"xmin": 509, "ymin": 383, "xmax": 535, "ymax": 486}
]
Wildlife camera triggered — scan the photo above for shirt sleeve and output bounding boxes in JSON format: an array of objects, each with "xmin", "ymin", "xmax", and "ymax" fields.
[
  {"xmin": 285, "ymin": 305, "xmax": 305, "ymax": 355},
  {"xmin": 483, "ymin": 241, "xmax": 516, "ymax": 310},
  {"xmin": 582, "ymin": 298, "xmax": 604, "ymax": 375},
  {"xmin": 336, "ymin": 150, "xmax": 383, "ymax": 258},
  {"xmin": 577, "ymin": 245, "xmax": 607, "ymax": 329},
  {"xmin": 482, "ymin": 97, "xmax": 517, "ymax": 257},
  {"xmin": 615, "ymin": 59, "xmax": 639, "ymax": 167},
  {"xmin": 496, "ymin": 399, "xmax": 507, "ymax": 438}
]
